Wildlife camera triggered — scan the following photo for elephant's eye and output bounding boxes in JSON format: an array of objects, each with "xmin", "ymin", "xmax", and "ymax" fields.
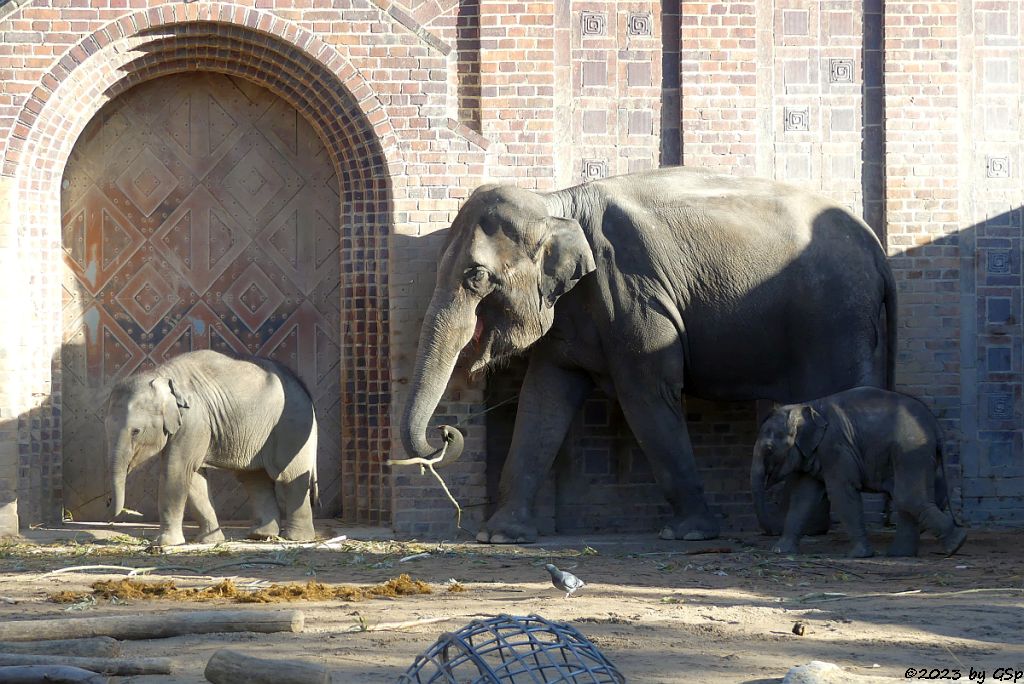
[
  {"xmin": 130, "ymin": 428, "xmax": 141, "ymax": 438},
  {"xmin": 463, "ymin": 266, "xmax": 492, "ymax": 293}
]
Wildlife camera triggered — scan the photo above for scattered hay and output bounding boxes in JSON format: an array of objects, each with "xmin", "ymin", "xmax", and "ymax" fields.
[
  {"xmin": 447, "ymin": 582, "xmax": 467, "ymax": 593},
  {"xmin": 48, "ymin": 574, "xmax": 433, "ymax": 605}
]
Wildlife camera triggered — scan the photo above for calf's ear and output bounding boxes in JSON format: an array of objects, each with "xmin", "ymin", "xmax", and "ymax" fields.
[
  {"xmin": 793, "ymin": 405, "xmax": 828, "ymax": 459},
  {"xmin": 537, "ymin": 216, "xmax": 596, "ymax": 308},
  {"xmin": 152, "ymin": 378, "xmax": 189, "ymax": 435}
]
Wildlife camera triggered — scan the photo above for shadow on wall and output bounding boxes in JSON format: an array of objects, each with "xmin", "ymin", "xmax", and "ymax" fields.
[{"xmin": 888, "ymin": 205, "xmax": 1023, "ymax": 525}]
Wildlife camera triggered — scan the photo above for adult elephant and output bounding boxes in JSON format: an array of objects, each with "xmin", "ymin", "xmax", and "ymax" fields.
[
  {"xmin": 106, "ymin": 350, "xmax": 318, "ymax": 546},
  {"xmin": 400, "ymin": 167, "xmax": 896, "ymax": 543}
]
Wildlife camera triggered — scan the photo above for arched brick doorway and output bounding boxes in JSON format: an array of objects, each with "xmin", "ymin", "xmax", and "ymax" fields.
[
  {"xmin": 61, "ymin": 72, "xmax": 344, "ymax": 521},
  {"xmin": 7, "ymin": 11, "xmax": 397, "ymax": 525}
]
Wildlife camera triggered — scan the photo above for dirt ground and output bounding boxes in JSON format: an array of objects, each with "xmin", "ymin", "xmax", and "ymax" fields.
[{"xmin": 0, "ymin": 520, "xmax": 1021, "ymax": 683}]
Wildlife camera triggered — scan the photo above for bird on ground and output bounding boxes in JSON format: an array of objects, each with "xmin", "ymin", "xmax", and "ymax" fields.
[{"xmin": 544, "ymin": 563, "xmax": 585, "ymax": 598}]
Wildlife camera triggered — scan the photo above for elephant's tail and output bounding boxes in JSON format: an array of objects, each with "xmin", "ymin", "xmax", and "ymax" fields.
[
  {"xmin": 880, "ymin": 255, "xmax": 898, "ymax": 391},
  {"xmin": 310, "ymin": 414, "xmax": 320, "ymax": 511}
]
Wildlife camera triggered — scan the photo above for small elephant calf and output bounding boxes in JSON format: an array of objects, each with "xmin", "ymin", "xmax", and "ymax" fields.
[{"xmin": 751, "ymin": 386, "xmax": 966, "ymax": 558}]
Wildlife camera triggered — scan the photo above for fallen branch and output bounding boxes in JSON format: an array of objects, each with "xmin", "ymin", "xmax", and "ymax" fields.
[
  {"xmin": 399, "ymin": 553, "xmax": 431, "ymax": 563},
  {"xmin": 798, "ymin": 586, "xmax": 1024, "ymax": 604},
  {"xmin": 353, "ymin": 615, "xmax": 451, "ymax": 633},
  {"xmin": 199, "ymin": 560, "xmax": 292, "ymax": 574},
  {"xmin": 0, "ymin": 637, "xmax": 120, "ymax": 658},
  {"xmin": 0, "ymin": 665, "xmax": 104, "ymax": 683},
  {"xmin": 42, "ymin": 565, "xmax": 142, "ymax": 578},
  {"xmin": 637, "ymin": 547, "xmax": 735, "ymax": 557},
  {"xmin": 792, "ymin": 559, "xmax": 866, "ymax": 579},
  {"xmin": 0, "ymin": 653, "xmax": 171, "ymax": 675},
  {"xmin": 205, "ymin": 649, "xmax": 329, "ymax": 684},
  {"xmin": 43, "ymin": 560, "xmax": 293, "ymax": 580},
  {"xmin": 387, "ymin": 440, "xmax": 463, "ymax": 529},
  {"xmin": 0, "ymin": 609, "xmax": 304, "ymax": 641}
]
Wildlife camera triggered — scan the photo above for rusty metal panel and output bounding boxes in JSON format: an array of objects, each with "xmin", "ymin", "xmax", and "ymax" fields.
[{"xmin": 60, "ymin": 73, "xmax": 342, "ymax": 522}]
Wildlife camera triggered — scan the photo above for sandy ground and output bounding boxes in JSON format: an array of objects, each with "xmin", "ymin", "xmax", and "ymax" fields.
[{"xmin": 0, "ymin": 521, "xmax": 1021, "ymax": 683}]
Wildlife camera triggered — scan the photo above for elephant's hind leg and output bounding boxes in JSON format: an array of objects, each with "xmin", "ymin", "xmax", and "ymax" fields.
[
  {"xmin": 187, "ymin": 470, "xmax": 225, "ymax": 543},
  {"xmin": 237, "ymin": 470, "xmax": 281, "ymax": 540},
  {"xmin": 276, "ymin": 472, "xmax": 316, "ymax": 541},
  {"xmin": 893, "ymin": 459, "xmax": 966, "ymax": 556}
]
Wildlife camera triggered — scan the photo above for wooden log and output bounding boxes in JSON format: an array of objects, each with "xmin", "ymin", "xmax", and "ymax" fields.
[
  {"xmin": 0, "ymin": 653, "xmax": 170, "ymax": 675},
  {"xmin": 0, "ymin": 665, "xmax": 106, "ymax": 683},
  {"xmin": 0, "ymin": 609, "xmax": 304, "ymax": 642},
  {"xmin": 204, "ymin": 649, "xmax": 330, "ymax": 684},
  {"xmin": 0, "ymin": 636, "xmax": 121, "ymax": 657}
]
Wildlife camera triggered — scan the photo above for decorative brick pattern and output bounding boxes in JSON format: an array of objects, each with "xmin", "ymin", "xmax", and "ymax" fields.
[
  {"xmin": 0, "ymin": 1, "xmax": 488, "ymax": 530},
  {"xmin": 829, "ymin": 58, "xmax": 855, "ymax": 83}
]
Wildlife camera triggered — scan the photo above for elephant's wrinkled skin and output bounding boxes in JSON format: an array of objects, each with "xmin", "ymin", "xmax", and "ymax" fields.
[
  {"xmin": 105, "ymin": 350, "xmax": 319, "ymax": 546},
  {"xmin": 401, "ymin": 167, "xmax": 896, "ymax": 544},
  {"xmin": 752, "ymin": 386, "xmax": 966, "ymax": 558}
]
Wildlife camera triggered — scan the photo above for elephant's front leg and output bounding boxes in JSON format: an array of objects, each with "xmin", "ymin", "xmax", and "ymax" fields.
[
  {"xmin": 774, "ymin": 475, "xmax": 828, "ymax": 554},
  {"xmin": 615, "ymin": 382, "xmax": 719, "ymax": 541},
  {"xmin": 187, "ymin": 469, "xmax": 225, "ymax": 543},
  {"xmin": 237, "ymin": 470, "xmax": 281, "ymax": 540},
  {"xmin": 825, "ymin": 476, "xmax": 874, "ymax": 558},
  {"xmin": 155, "ymin": 448, "xmax": 195, "ymax": 546},
  {"xmin": 477, "ymin": 355, "xmax": 593, "ymax": 544}
]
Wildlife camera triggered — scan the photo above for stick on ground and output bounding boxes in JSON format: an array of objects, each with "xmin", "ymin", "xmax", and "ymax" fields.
[
  {"xmin": 205, "ymin": 649, "xmax": 330, "ymax": 684},
  {"xmin": 0, "ymin": 609, "xmax": 304, "ymax": 641},
  {"xmin": 0, "ymin": 653, "xmax": 171, "ymax": 675},
  {"xmin": 0, "ymin": 637, "xmax": 120, "ymax": 658}
]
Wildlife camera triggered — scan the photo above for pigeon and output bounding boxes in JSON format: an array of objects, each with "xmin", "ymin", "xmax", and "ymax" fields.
[{"xmin": 545, "ymin": 563, "xmax": 585, "ymax": 598}]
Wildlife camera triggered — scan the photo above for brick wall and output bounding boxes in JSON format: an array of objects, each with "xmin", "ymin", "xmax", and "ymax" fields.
[
  {"xmin": 957, "ymin": 0, "xmax": 1024, "ymax": 524},
  {"xmin": 0, "ymin": 0, "xmax": 1021, "ymax": 536}
]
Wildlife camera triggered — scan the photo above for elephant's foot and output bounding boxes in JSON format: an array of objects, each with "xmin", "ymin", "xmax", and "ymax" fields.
[
  {"xmin": 846, "ymin": 541, "xmax": 875, "ymax": 558},
  {"xmin": 195, "ymin": 528, "xmax": 225, "ymax": 544},
  {"xmin": 476, "ymin": 507, "xmax": 537, "ymax": 544},
  {"xmin": 772, "ymin": 537, "xmax": 800, "ymax": 554},
  {"xmin": 659, "ymin": 513, "xmax": 720, "ymax": 541},
  {"xmin": 153, "ymin": 530, "xmax": 186, "ymax": 547},
  {"xmin": 941, "ymin": 527, "xmax": 967, "ymax": 556},
  {"xmin": 281, "ymin": 521, "xmax": 316, "ymax": 542},
  {"xmin": 248, "ymin": 519, "xmax": 281, "ymax": 541}
]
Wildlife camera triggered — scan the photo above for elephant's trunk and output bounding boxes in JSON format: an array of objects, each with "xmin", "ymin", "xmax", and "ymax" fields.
[
  {"xmin": 109, "ymin": 434, "xmax": 131, "ymax": 519},
  {"xmin": 750, "ymin": 446, "xmax": 777, "ymax": 535},
  {"xmin": 399, "ymin": 293, "xmax": 473, "ymax": 465}
]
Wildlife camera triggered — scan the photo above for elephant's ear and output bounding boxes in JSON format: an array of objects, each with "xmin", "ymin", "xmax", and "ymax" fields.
[
  {"xmin": 793, "ymin": 405, "xmax": 828, "ymax": 461},
  {"xmin": 152, "ymin": 378, "xmax": 189, "ymax": 435},
  {"xmin": 537, "ymin": 216, "xmax": 596, "ymax": 308}
]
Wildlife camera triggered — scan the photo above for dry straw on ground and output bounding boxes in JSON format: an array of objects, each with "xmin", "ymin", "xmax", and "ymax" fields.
[{"xmin": 49, "ymin": 574, "xmax": 433, "ymax": 605}]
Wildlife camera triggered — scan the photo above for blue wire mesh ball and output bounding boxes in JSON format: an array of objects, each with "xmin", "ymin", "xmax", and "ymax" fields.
[{"xmin": 398, "ymin": 613, "xmax": 625, "ymax": 683}]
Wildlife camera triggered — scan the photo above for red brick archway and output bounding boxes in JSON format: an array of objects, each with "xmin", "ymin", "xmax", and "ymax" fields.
[{"xmin": 5, "ymin": 6, "xmax": 401, "ymax": 525}]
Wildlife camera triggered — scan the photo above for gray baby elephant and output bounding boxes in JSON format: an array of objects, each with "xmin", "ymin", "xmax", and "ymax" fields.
[
  {"xmin": 751, "ymin": 386, "xmax": 966, "ymax": 558},
  {"xmin": 105, "ymin": 350, "xmax": 318, "ymax": 546}
]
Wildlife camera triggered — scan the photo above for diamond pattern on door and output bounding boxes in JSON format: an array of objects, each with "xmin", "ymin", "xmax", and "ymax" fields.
[{"xmin": 61, "ymin": 73, "xmax": 343, "ymax": 523}]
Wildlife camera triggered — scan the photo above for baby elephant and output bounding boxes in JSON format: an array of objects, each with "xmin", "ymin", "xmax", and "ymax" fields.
[
  {"xmin": 106, "ymin": 350, "xmax": 319, "ymax": 546},
  {"xmin": 751, "ymin": 386, "xmax": 966, "ymax": 558}
]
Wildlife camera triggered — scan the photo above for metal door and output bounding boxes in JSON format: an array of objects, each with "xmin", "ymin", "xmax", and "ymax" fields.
[{"xmin": 60, "ymin": 72, "xmax": 342, "ymax": 522}]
